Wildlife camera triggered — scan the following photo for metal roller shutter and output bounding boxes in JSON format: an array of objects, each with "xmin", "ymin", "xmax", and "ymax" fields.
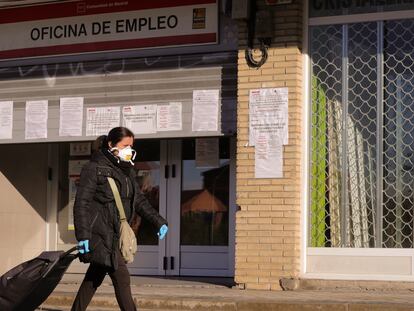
[{"xmin": 0, "ymin": 52, "xmax": 237, "ymax": 143}]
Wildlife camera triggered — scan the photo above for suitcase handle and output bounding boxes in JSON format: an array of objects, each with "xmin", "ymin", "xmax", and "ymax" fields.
[
  {"xmin": 60, "ymin": 246, "xmax": 79, "ymax": 259},
  {"xmin": 41, "ymin": 246, "xmax": 80, "ymax": 279}
]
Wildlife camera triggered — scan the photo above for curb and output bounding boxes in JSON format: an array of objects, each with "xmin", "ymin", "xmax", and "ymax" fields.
[{"xmin": 44, "ymin": 294, "xmax": 414, "ymax": 311}]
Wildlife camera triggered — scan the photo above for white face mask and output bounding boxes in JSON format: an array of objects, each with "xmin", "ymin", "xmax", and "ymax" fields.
[{"xmin": 110, "ymin": 146, "xmax": 136, "ymax": 164}]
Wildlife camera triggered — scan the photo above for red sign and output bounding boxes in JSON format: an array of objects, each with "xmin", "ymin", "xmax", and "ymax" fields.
[{"xmin": 0, "ymin": 0, "xmax": 218, "ymax": 60}]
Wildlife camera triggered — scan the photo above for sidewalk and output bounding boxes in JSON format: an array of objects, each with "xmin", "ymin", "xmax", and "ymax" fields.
[{"xmin": 41, "ymin": 274, "xmax": 414, "ymax": 311}]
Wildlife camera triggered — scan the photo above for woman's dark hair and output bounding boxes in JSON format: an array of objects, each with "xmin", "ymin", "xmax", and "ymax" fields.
[{"xmin": 93, "ymin": 127, "xmax": 134, "ymax": 150}]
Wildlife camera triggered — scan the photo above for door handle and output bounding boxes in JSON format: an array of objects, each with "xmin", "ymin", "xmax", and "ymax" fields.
[
  {"xmin": 170, "ymin": 256, "xmax": 175, "ymax": 270},
  {"xmin": 163, "ymin": 256, "xmax": 168, "ymax": 270},
  {"xmin": 172, "ymin": 164, "xmax": 176, "ymax": 178},
  {"xmin": 164, "ymin": 165, "xmax": 169, "ymax": 179}
]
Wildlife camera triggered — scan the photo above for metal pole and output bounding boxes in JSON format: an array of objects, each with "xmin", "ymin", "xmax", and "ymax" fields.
[
  {"xmin": 376, "ymin": 21, "xmax": 384, "ymax": 248},
  {"xmin": 341, "ymin": 24, "xmax": 350, "ymax": 247}
]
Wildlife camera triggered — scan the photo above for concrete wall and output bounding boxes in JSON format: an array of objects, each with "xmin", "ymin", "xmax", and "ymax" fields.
[
  {"xmin": 0, "ymin": 143, "xmax": 48, "ymax": 274},
  {"xmin": 235, "ymin": 0, "xmax": 304, "ymax": 290}
]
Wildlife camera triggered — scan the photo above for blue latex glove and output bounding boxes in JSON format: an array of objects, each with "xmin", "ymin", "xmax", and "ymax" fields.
[
  {"xmin": 78, "ymin": 240, "xmax": 90, "ymax": 254},
  {"xmin": 157, "ymin": 225, "xmax": 168, "ymax": 240}
]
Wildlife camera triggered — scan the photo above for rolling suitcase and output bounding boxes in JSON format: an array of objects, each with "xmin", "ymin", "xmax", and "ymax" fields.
[{"xmin": 0, "ymin": 246, "xmax": 79, "ymax": 311}]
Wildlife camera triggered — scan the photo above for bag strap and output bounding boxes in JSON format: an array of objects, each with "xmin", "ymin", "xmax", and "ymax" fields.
[{"xmin": 107, "ymin": 177, "xmax": 126, "ymax": 221}]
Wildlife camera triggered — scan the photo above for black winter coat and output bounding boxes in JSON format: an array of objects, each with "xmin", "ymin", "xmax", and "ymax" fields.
[{"xmin": 73, "ymin": 150, "xmax": 167, "ymax": 270}]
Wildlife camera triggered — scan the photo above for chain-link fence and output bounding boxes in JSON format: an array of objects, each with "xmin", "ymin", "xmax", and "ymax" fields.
[{"xmin": 310, "ymin": 19, "xmax": 414, "ymax": 248}]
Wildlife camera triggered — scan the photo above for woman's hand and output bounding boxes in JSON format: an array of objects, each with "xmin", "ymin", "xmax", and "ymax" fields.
[
  {"xmin": 78, "ymin": 240, "xmax": 90, "ymax": 254},
  {"xmin": 157, "ymin": 225, "xmax": 168, "ymax": 240}
]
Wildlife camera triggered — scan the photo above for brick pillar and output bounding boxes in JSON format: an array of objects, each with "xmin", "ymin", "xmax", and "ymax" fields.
[{"xmin": 235, "ymin": 0, "xmax": 304, "ymax": 291}]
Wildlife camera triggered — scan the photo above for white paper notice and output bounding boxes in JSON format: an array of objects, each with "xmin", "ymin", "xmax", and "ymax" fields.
[
  {"xmin": 255, "ymin": 133, "xmax": 283, "ymax": 179},
  {"xmin": 157, "ymin": 102, "xmax": 182, "ymax": 131},
  {"xmin": 69, "ymin": 159, "xmax": 89, "ymax": 176},
  {"xmin": 122, "ymin": 105, "xmax": 157, "ymax": 134},
  {"xmin": 70, "ymin": 142, "xmax": 91, "ymax": 156},
  {"xmin": 59, "ymin": 97, "xmax": 83, "ymax": 137},
  {"xmin": 0, "ymin": 101, "xmax": 13, "ymax": 139},
  {"xmin": 196, "ymin": 137, "xmax": 220, "ymax": 168},
  {"xmin": 249, "ymin": 88, "xmax": 288, "ymax": 146},
  {"xmin": 86, "ymin": 106, "xmax": 120, "ymax": 136},
  {"xmin": 25, "ymin": 100, "xmax": 48, "ymax": 139},
  {"xmin": 68, "ymin": 178, "xmax": 77, "ymax": 231},
  {"xmin": 192, "ymin": 89, "xmax": 219, "ymax": 132}
]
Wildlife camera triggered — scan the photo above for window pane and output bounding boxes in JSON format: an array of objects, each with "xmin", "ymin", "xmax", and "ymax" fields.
[
  {"xmin": 180, "ymin": 138, "xmax": 230, "ymax": 246},
  {"xmin": 310, "ymin": 19, "xmax": 414, "ymax": 248},
  {"xmin": 346, "ymin": 22, "xmax": 378, "ymax": 248},
  {"xmin": 132, "ymin": 139, "xmax": 160, "ymax": 246},
  {"xmin": 383, "ymin": 20, "xmax": 414, "ymax": 248},
  {"xmin": 310, "ymin": 25, "xmax": 343, "ymax": 247}
]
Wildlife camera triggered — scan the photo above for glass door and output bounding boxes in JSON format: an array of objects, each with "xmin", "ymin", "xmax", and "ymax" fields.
[
  {"xmin": 166, "ymin": 137, "xmax": 234, "ymax": 277},
  {"xmin": 128, "ymin": 140, "xmax": 167, "ymax": 275}
]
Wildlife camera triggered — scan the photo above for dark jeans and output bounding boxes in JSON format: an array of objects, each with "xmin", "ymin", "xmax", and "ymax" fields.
[{"xmin": 71, "ymin": 251, "xmax": 137, "ymax": 311}]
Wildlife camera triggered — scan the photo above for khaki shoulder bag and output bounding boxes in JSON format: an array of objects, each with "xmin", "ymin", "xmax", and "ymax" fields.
[{"xmin": 107, "ymin": 177, "xmax": 137, "ymax": 264}]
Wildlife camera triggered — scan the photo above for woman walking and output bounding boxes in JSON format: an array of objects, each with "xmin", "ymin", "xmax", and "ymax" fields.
[{"xmin": 71, "ymin": 127, "xmax": 168, "ymax": 311}]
